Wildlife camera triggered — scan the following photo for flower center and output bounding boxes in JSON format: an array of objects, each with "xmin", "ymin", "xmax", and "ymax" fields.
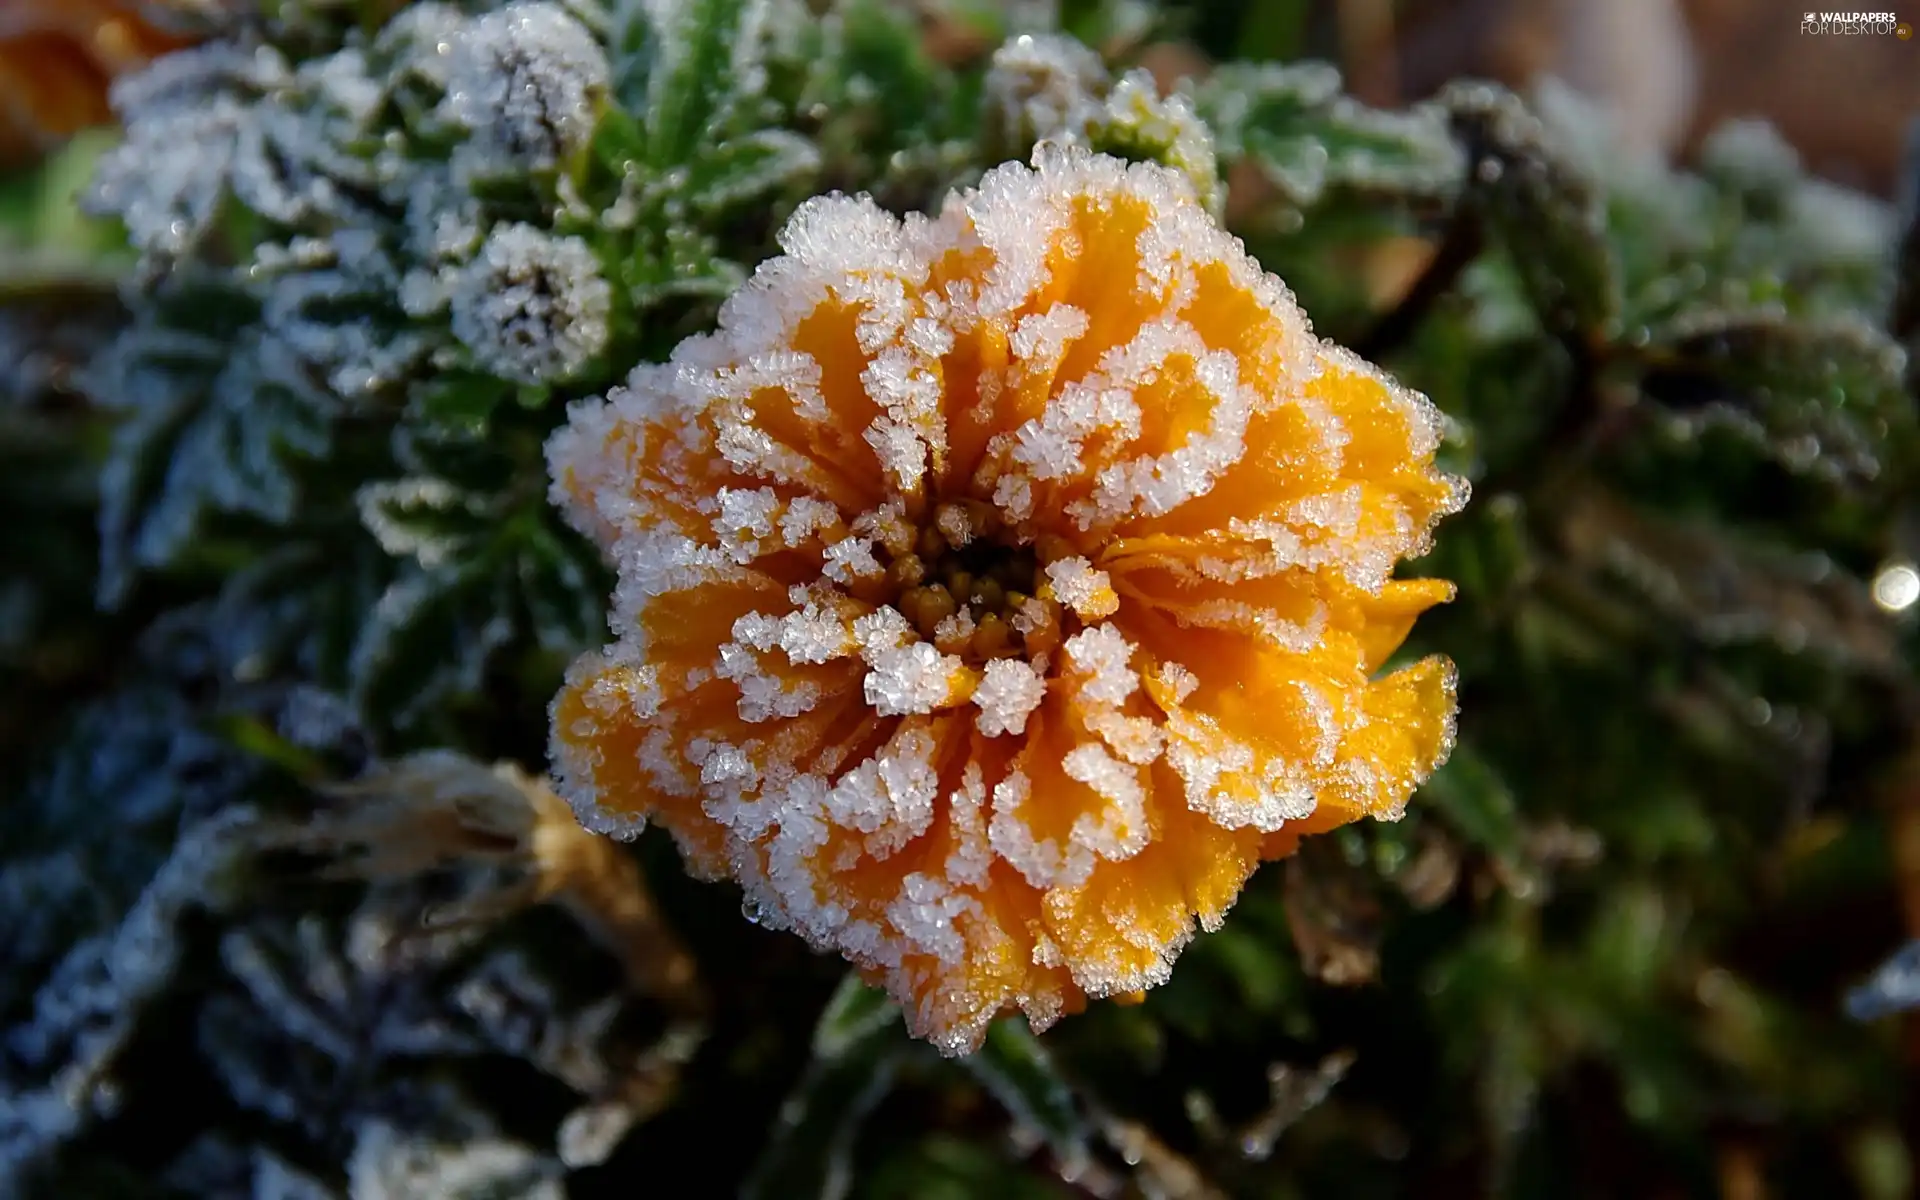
[{"xmin": 874, "ymin": 501, "xmax": 1073, "ymax": 665}]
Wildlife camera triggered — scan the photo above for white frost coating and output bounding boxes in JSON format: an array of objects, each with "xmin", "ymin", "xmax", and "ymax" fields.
[
  {"xmin": 886, "ymin": 873, "xmax": 975, "ymax": 964},
  {"xmin": 1043, "ymin": 557, "xmax": 1118, "ymax": 619},
  {"xmin": 443, "ymin": 1, "xmax": 611, "ymax": 176},
  {"xmin": 988, "ymin": 769, "xmax": 1092, "ymax": 890},
  {"xmin": 375, "ymin": 3, "xmax": 469, "ymax": 92},
  {"xmin": 348, "ymin": 1117, "xmax": 563, "ymax": 1200},
  {"xmin": 449, "ymin": 224, "xmax": 612, "ymax": 385},
  {"xmin": 1061, "ymin": 624, "xmax": 1137, "ymax": 707},
  {"xmin": 1, "ymin": 810, "xmax": 262, "ymax": 1181},
  {"xmin": 973, "ymin": 658, "xmax": 1048, "ymax": 736},
  {"xmin": 863, "ymin": 642, "xmax": 967, "ymax": 717},
  {"xmin": 356, "ymin": 477, "xmax": 488, "ymax": 569},
  {"xmin": 1061, "ymin": 743, "xmax": 1150, "ymax": 863}
]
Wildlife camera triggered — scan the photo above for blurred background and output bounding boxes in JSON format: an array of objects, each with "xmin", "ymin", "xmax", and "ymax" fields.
[{"xmin": 3, "ymin": 2, "xmax": 1919, "ymax": 1198}]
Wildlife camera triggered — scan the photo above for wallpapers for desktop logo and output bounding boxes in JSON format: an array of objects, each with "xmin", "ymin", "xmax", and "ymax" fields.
[{"xmin": 1800, "ymin": 10, "xmax": 1909, "ymax": 35}]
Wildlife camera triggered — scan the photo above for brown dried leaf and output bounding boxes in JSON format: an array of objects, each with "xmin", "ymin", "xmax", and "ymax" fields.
[{"xmin": 287, "ymin": 751, "xmax": 705, "ymax": 1015}]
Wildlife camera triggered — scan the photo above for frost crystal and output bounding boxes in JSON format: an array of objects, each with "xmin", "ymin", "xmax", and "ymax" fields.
[
  {"xmin": 551, "ymin": 146, "xmax": 1463, "ymax": 1055},
  {"xmin": 444, "ymin": 1, "xmax": 611, "ymax": 177},
  {"xmin": 449, "ymin": 223, "xmax": 613, "ymax": 385},
  {"xmin": 982, "ymin": 34, "xmax": 1221, "ymax": 213}
]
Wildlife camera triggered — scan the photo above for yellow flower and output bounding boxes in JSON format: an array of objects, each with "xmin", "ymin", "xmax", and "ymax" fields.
[
  {"xmin": 548, "ymin": 146, "xmax": 1465, "ymax": 1054},
  {"xmin": 0, "ymin": 1, "xmax": 186, "ymax": 165}
]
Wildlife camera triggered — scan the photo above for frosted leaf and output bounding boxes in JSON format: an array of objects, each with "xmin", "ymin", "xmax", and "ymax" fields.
[
  {"xmin": 356, "ymin": 477, "xmax": 489, "ymax": 570},
  {"xmin": 400, "ymin": 166, "xmax": 487, "ymax": 268},
  {"xmin": 252, "ymin": 1151, "xmax": 339, "ymax": 1200},
  {"xmin": 0, "ymin": 854, "xmax": 103, "ymax": 1014},
  {"xmin": 1, "ymin": 810, "xmax": 261, "ymax": 1180},
  {"xmin": 636, "ymin": 0, "xmax": 777, "ymax": 166},
  {"xmin": 348, "ymin": 563, "xmax": 517, "ymax": 727},
  {"xmin": 1083, "ymin": 69, "xmax": 1222, "ymax": 215},
  {"xmin": 1198, "ymin": 61, "xmax": 1462, "ymax": 207},
  {"xmin": 444, "ymin": 1, "xmax": 611, "ymax": 177},
  {"xmin": 84, "ymin": 37, "xmax": 390, "ymax": 264},
  {"xmin": 346, "ymin": 1117, "xmax": 564, "ymax": 1200},
  {"xmin": 83, "ymin": 43, "xmax": 292, "ymax": 261},
  {"xmin": 258, "ymin": 233, "xmax": 432, "ymax": 401},
  {"xmin": 683, "ymin": 128, "xmax": 822, "ymax": 215},
  {"xmin": 449, "ymin": 224, "xmax": 613, "ymax": 386},
  {"xmin": 158, "ymin": 1136, "xmax": 342, "ymax": 1200},
  {"xmin": 92, "ymin": 325, "xmax": 337, "ymax": 606},
  {"xmin": 372, "ymin": 2, "xmax": 470, "ymax": 95}
]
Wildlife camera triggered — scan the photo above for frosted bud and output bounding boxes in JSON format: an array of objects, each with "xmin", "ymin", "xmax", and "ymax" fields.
[
  {"xmin": 982, "ymin": 32, "xmax": 1109, "ymax": 154},
  {"xmin": 443, "ymin": 1, "xmax": 611, "ymax": 175},
  {"xmin": 1697, "ymin": 118, "xmax": 1800, "ymax": 193},
  {"xmin": 1083, "ymin": 69, "xmax": 1222, "ymax": 216},
  {"xmin": 449, "ymin": 223, "xmax": 612, "ymax": 386}
]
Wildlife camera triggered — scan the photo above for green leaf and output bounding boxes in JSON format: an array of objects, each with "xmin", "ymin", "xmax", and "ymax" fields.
[
  {"xmin": 1198, "ymin": 63, "xmax": 1462, "ymax": 209},
  {"xmin": 812, "ymin": 973, "xmax": 902, "ymax": 1057},
  {"xmin": 93, "ymin": 325, "xmax": 333, "ymax": 607},
  {"xmin": 743, "ymin": 973, "xmax": 907, "ymax": 1200},
  {"xmin": 682, "ymin": 128, "xmax": 820, "ymax": 217},
  {"xmin": 1418, "ymin": 741, "xmax": 1525, "ymax": 867},
  {"xmin": 210, "ymin": 538, "xmax": 390, "ymax": 688},
  {"xmin": 355, "ymin": 476, "xmax": 494, "ymax": 568},
  {"xmin": 349, "ymin": 559, "xmax": 516, "ymax": 728},
  {"xmin": 827, "ymin": 0, "xmax": 941, "ymax": 133},
  {"xmin": 955, "ymin": 1021, "xmax": 1094, "ymax": 1178},
  {"xmin": 591, "ymin": 105, "xmax": 649, "ymax": 174},
  {"xmin": 623, "ymin": 227, "xmax": 745, "ymax": 310},
  {"xmin": 517, "ymin": 519, "xmax": 610, "ymax": 652},
  {"xmin": 347, "ymin": 471, "xmax": 606, "ymax": 726},
  {"xmin": 1637, "ymin": 310, "xmax": 1912, "ymax": 484},
  {"xmin": 1440, "ymin": 81, "xmax": 1618, "ymax": 342},
  {"xmin": 863, "ymin": 1135, "xmax": 1077, "ymax": 1200},
  {"xmin": 642, "ymin": 0, "xmax": 763, "ymax": 168}
]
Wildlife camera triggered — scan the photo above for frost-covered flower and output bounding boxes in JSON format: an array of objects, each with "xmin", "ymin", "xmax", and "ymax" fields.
[
  {"xmin": 443, "ymin": 1, "xmax": 609, "ymax": 177},
  {"xmin": 448, "ymin": 223, "xmax": 612, "ymax": 385},
  {"xmin": 547, "ymin": 147, "xmax": 1465, "ymax": 1054}
]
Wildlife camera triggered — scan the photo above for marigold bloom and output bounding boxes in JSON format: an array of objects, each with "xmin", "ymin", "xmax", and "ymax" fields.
[
  {"xmin": 548, "ymin": 146, "xmax": 1465, "ymax": 1054},
  {"xmin": 0, "ymin": 1, "xmax": 187, "ymax": 164}
]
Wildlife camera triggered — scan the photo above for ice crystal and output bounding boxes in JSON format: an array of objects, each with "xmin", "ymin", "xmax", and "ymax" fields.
[
  {"xmin": 549, "ymin": 146, "xmax": 1464, "ymax": 1054},
  {"xmin": 449, "ymin": 223, "xmax": 613, "ymax": 385}
]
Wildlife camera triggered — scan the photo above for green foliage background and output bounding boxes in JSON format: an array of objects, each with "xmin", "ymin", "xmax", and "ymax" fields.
[{"xmin": 3, "ymin": 1, "xmax": 1919, "ymax": 1196}]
